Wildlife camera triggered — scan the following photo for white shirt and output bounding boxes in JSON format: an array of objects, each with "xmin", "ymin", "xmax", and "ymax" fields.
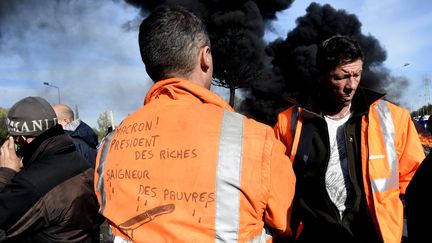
[{"xmin": 324, "ymin": 114, "xmax": 354, "ymax": 218}]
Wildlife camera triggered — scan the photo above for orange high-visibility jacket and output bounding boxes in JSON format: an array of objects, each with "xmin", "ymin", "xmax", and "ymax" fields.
[
  {"xmin": 95, "ymin": 78, "xmax": 296, "ymax": 243},
  {"xmin": 274, "ymin": 98, "xmax": 424, "ymax": 243}
]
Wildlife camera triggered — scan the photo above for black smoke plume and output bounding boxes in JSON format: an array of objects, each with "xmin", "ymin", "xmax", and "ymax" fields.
[
  {"xmin": 241, "ymin": 3, "xmax": 408, "ymax": 125},
  {"xmin": 126, "ymin": 2, "xmax": 407, "ymax": 125},
  {"xmin": 124, "ymin": 0, "xmax": 294, "ymax": 106}
]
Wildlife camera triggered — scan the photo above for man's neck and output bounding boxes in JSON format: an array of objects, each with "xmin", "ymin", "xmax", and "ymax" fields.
[{"xmin": 323, "ymin": 103, "xmax": 352, "ymax": 120}]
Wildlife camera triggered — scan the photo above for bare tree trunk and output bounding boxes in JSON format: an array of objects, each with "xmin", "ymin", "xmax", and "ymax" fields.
[{"xmin": 229, "ymin": 86, "xmax": 236, "ymax": 108}]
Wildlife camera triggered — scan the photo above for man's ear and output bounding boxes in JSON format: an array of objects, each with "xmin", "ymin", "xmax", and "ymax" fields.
[
  {"xmin": 200, "ymin": 46, "xmax": 211, "ymax": 72},
  {"xmin": 62, "ymin": 118, "xmax": 70, "ymax": 125}
]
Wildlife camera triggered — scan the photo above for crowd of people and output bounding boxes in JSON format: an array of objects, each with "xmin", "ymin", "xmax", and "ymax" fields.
[{"xmin": 0, "ymin": 6, "xmax": 428, "ymax": 243}]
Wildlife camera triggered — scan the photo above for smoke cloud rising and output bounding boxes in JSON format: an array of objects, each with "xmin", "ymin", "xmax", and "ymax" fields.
[
  {"xmin": 0, "ymin": 1, "xmax": 410, "ymax": 127},
  {"xmin": 244, "ymin": 3, "xmax": 409, "ymax": 124},
  {"xmin": 125, "ymin": 1, "xmax": 408, "ymax": 125},
  {"xmin": 123, "ymin": 0, "xmax": 295, "ymax": 120}
]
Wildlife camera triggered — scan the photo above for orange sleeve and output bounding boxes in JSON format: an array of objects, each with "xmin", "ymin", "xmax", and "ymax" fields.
[
  {"xmin": 94, "ymin": 139, "xmax": 105, "ymax": 207},
  {"xmin": 396, "ymin": 109, "xmax": 425, "ymax": 193},
  {"xmin": 274, "ymin": 110, "xmax": 291, "ymax": 156},
  {"xmin": 263, "ymin": 127, "xmax": 296, "ymax": 237}
]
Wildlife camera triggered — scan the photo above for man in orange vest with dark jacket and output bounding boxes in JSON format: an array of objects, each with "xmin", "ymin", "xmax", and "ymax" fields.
[
  {"xmin": 274, "ymin": 35, "xmax": 424, "ymax": 243},
  {"xmin": 95, "ymin": 6, "xmax": 296, "ymax": 242}
]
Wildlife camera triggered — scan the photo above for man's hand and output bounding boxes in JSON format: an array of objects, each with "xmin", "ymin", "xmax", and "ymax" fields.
[{"xmin": 0, "ymin": 137, "xmax": 23, "ymax": 172}]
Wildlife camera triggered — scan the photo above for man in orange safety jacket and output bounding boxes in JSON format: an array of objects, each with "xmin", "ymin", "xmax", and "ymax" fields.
[
  {"xmin": 95, "ymin": 6, "xmax": 295, "ymax": 243},
  {"xmin": 274, "ymin": 35, "xmax": 424, "ymax": 243}
]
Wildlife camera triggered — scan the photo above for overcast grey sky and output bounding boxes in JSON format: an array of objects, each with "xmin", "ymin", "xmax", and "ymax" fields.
[{"xmin": 0, "ymin": 0, "xmax": 430, "ymax": 127}]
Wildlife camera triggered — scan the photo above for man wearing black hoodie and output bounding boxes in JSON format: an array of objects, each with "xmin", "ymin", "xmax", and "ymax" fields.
[
  {"xmin": 53, "ymin": 104, "xmax": 98, "ymax": 167},
  {"xmin": 0, "ymin": 96, "xmax": 100, "ymax": 242}
]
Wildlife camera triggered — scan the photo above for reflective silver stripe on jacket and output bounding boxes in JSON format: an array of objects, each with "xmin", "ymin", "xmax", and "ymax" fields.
[
  {"xmin": 96, "ymin": 132, "xmax": 115, "ymax": 214},
  {"xmin": 371, "ymin": 100, "xmax": 399, "ymax": 193},
  {"xmin": 215, "ymin": 110, "xmax": 244, "ymax": 242}
]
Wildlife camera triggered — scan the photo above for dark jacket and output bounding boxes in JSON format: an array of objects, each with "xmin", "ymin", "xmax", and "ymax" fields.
[
  {"xmin": 0, "ymin": 125, "xmax": 100, "ymax": 242},
  {"xmin": 279, "ymin": 88, "xmax": 383, "ymax": 243},
  {"xmin": 275, "ymin": 86, "xmax": 424, "ymax": 243},
  {"xmin": 406, "ymin": 152, "xmax": 432, "ymax": 243},
  {"xmin": 64, "ymin": 120, "xmax": 98, "ymax": 167}
]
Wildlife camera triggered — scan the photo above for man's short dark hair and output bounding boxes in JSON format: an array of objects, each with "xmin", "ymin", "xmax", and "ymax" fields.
[
  {"xmin": 316, "ymin": 35, "xmax": 364, "ymax": 74},
  {"xmin": 138, "ymin": 6, "xmax": 210, "ymax": 82}
]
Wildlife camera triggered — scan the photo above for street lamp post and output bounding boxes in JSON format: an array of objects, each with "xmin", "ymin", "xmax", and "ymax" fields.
[{"xmin": 43, "ymin": 82, "xmax": 61, "ymax": 104}]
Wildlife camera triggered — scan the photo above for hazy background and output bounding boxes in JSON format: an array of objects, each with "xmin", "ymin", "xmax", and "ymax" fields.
[{"xmin": 0, "ymin": 0, "xmax": 430, "ymax": 127}]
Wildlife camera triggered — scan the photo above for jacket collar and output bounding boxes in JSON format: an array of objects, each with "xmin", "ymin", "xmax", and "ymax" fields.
[
  {"xmin": 21, "ymin": 125, "xmax": 74, "ymax": 166},
  {"xmin": 351, "ymin": 87, "xmax": 386, "ymax": 116},
  {"xmin": 144, "ymin": 78, "xmax": 234, "ymax": 112},
  {"xmin": 65, "ymin": 120, "xmax": 98, "ymax": 148},
  {"xmin": 294, "ymin": 87, "xmax": 386, "ymax": 119}
]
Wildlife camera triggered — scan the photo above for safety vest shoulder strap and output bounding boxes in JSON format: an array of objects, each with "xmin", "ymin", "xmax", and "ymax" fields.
[
  {"xmin": 368, "ymin": 100, "xmax": 399, "ymax": 193},
  {"xmin": 96, "ymin": 131, "xmax": 115, "ymax": 214},
  {"xmin": 281, "ymin": 105, "xmax": 314, "ymax": 165},
  {"xmin": 365, "ymin": 98, "xmax": 403, "ymax": 243},
  {"xmin": 289, "ymin": 105, "xmax": 299, "ymax": 145},
  {"xmin": 215, "ymin": 110, "xmax": 244, "ymax": 242}
]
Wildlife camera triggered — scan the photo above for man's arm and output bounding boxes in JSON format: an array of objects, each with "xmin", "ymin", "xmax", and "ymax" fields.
[
  {"xmin": 263, "ymin": 128, "xmax": 296, "ymax": 238},
  {"xmin": 0, "ymin": 174, "xmax": 41, "ymax": 231},
  {"xmin": 0, "ymin": 168, "xmax": 17, "ymax": 190},
  {"xmin": 0, "ymin": 137, "xmax": 41, "ymax": 233},
  {"xmin": 0, "ymin": 137, "xmax": 22, "ymax": 190},
  {"xmin": 397, "ymin": 109, "xmax": 425, "ymax": 193}
]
